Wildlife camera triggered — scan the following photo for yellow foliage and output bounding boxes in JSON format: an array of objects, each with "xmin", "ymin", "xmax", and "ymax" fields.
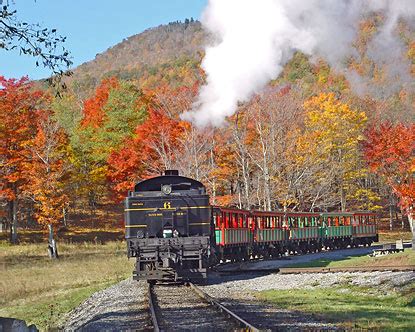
[
  {"xmin": 303, "ymin": 93, "xmax": 367, "ymax": 156},
  {"xmin": 298, "ymin": 93, "xmax": 370, "ymax": 209},
  {"xmin": 407, "ymin": 42, "xmax": 415, "ymax": 63}
]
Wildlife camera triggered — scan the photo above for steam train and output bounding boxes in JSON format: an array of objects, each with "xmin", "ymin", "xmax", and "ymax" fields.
[{"xmin": 125, "ymin": 171, "xmax": 378, "ymax": 282}]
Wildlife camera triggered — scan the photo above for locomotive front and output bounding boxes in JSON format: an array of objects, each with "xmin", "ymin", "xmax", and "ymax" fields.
[{"xmin": 125, "ymin": 170, "xmax": 212, "ymax": 282}]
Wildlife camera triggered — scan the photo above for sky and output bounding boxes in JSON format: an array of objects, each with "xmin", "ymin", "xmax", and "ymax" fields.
[{"xmin": 0, "ymin": 0, "xmax": 207, "ymax": 80}]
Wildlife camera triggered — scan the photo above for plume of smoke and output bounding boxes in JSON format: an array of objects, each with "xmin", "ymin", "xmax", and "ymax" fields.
[{"xmin": 181, "ymin": 0, "xmax": 415, "ymax": 127}]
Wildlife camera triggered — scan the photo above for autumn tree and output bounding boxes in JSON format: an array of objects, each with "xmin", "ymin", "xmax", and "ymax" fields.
[
  {"xmin": 300, "ymin": 92, "xmax": 375, "ymax": 211},
  {"xmin": 153, "ymin": 84, "xmax": 217, "ymax": 194},
  {"xmin": 244, "ymin": 87, "xmax": 304, "ymax": 211},
  {"xmin": 107, "ymin": 106, "xmax": 188, "ymax": 200},
  {"xmin": 24, "ymin": 108, "xmax": 70, "ymax": 257},
  {"xmin": 0, "ymin": 76, "xmax": 40, "ymax": 243},
  {"xmin": 364, "ymin": 122, "xmax": 415, "ymax": 244},
  {"xmin": 70, "ymin": 78, "xmax": 147, "ymax": 208},
  {"xmin": 208, "ymin": 128, "xmax": 239, "ymax": 207},
  {"xmin": 174, "ymin": 126, "xmax": 214, "ymax": 183}
]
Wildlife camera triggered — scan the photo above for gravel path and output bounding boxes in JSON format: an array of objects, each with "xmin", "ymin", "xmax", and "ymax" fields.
[{"xmin": 61, "ymin": 278, "xmax": 149, "ymax": 331}]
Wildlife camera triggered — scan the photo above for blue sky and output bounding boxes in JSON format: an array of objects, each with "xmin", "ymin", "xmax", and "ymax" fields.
[{"xmin": 1, "ymin": 0, "xmax": 207, "ymax": 80}]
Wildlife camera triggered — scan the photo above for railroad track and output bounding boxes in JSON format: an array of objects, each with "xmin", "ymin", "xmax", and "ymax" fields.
[
  {"xmin": 147, "ymin": 282, "xmax": 259, "ymax": 331},
  {"xmin": 278, "ymin": 265, "xmax": 415, "ymax": 274},
  {"xmin": 216, "ymin": 265, "xmax": 415, "ymax": 275}
]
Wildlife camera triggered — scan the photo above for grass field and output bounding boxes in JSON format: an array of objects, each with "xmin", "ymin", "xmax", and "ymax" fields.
[
  {"xmin": 0, "ymin": 241, "xmax": 134, "ymax": 330},
  {"xmin": 258, "ymin": 283, "xmax": 415, "ymax": 330}
]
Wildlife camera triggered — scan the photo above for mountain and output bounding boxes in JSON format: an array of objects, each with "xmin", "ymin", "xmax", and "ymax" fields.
[{"xmin": 68, "ymin": 20, "xmax": 207, "ymax": 96}]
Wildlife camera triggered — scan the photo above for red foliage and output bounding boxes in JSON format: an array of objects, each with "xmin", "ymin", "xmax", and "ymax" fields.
[
  {"xmin": 107, "ymin": 146, "xmax": 142, "ymax": 200},
  {"xmin": 107, "ymin": 105, "xmax": 188, "ymax": 200},
  {"xmin": 81, "ymin": 77, "xmax": 119, "ymax": 128},
  {"xmin": 364, "ymin": 122, "xmax": 415, "ymax": 215}
]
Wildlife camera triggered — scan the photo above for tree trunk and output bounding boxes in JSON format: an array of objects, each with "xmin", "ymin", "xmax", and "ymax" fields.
[
  {"xmin": 9, "ymin": 199, "xmax": 18, "ymax": 244},
  {"xmin": 340, "ymin": 186, "xmax": 346, "ymax": 212},
  {"xmin": 389, "ymin": 194, "xmax": 394, "ymax": 231},
  {"xmin": 407, "ymin": 212, "xmax": 414, "ymax": 251},
  {"xmin": 241, "ymin": 160, "xmax": 250, "ymax": 209},
  {"xmin": 63, "ymin": 207, "xmax": 67, "ymax": 227},
  {"xmin": 48, "ymin": 224, "xmax": 59, "ymax": 259},
  {"xmin": 263, "ymin": 169, "xmax": 271, "ymax": 211},
  {"xmin": 399, "ymin": 211, "xmax": 403, "ymax": 230}
]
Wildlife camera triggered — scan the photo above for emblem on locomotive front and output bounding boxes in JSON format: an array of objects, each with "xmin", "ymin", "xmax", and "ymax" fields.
[{"xmin": 163, "ymin": 202, "xmax": 171, "ymax": 209}]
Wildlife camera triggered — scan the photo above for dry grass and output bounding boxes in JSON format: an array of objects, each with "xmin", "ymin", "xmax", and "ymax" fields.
[
  {"xmin": 0, "ymin": 227, "xmax": 124, "ymax": 244},
  {"xmin": 378, "ymin": 230, "xmax": 413, "ymax": 243},
  {"xmin": 0, "ymin": 241, "xmax": 134, "ymax": 329}
]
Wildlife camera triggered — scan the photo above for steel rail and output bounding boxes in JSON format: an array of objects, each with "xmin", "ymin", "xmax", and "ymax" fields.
[
  {"xmin": 147, "ymin": 283, "xmax": 160, "ymax": 332},
  {"xmin": 216, "ymin": 265, "xmax": 415, "ymax": 275},
  {"xmin": 278, "ymin": 265, "xmax": 415, "ymax": 274},
  {"xmin": 188, "ymin": 282, "xmax": 260, "ymax": 332}
]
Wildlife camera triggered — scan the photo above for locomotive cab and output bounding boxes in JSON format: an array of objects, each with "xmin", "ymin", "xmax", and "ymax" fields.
[{"xmin": 125, "ymin": 170, "xmax": 212, "ymax": 282}]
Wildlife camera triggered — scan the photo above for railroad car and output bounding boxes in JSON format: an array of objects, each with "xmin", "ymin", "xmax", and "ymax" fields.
[
  {"xmin": 320, "ymin": 212, "xmax": 354, "ymax": 249},
  {"xmin": 125, "ymin": 170, "xmax": 212, "ymax": 282},
  {"xmin": 212, "ymin": 208, "xmax": 378, "ymax": 262},
  {"xmin": 286, "ymin": 212, "xmax": 321, "ymax": 254},
  {"xmin": 252, "ymin": 210, "xmax": 287, "ymax": 258},
  {"xmin": 352, "ymin": 211, "xmax": 378, "ymax": 246},
  {"xmin": 213, "ymin": 207, "xmax": 252, "ymax": 261}
]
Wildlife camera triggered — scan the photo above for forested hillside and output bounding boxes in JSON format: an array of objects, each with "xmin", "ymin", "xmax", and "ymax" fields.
[
  {"xmin": 67, "ymin": 20, "xmax": 205, "ymax": 98},
  {"xmin": 1, "ymin": 19, "xmax": 414, "ymax": 241}
]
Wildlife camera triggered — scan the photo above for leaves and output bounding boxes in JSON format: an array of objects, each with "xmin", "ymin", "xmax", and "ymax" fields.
[
  {"xmin": 0, "ymin": 76, "xmax": 70, "ymax": 227},
  {"xmin": 0, "ymin": 76, "xmax": 40, "ymax": 201},
  {"xmin": 107, "ymin": 105, "xmax": 188, "ymax": 200},
  {"xmin": 23, "ymin": 108, "xmax": 70, "ymax": 226},
  {"xmin": 364, "ymin": 122, "xmax": 415, "ymax": 214},
  {"xmin": 298, "ymin": 93, "xmax": 375, "ymax": 210}
]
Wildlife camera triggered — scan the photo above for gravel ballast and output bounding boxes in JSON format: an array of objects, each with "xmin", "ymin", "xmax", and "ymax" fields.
[
  {"xmin": 61, "ymin": 278, "xmax": 148, "ymax": 331},
  {"xmin": 152, "ymin": 284, "xmax": 238, "ymax": 331},
  {"xmin": 204, "ymin": 270, "xmax": 415, "ymax": 294}
]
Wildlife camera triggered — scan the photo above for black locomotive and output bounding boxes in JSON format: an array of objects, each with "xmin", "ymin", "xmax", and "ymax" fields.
[{"xmin": 125, "ymin": 170, "xmax": 213, "ymax": 282}]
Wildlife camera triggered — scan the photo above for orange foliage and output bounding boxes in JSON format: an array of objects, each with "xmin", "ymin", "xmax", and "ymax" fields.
[
  {"xmin": 0, "ymin": 76, "xmax": 41, "ymax": 201},
  {"xmin": 23, "ymin": 109, "xmax": 69, "ymax": 227}
]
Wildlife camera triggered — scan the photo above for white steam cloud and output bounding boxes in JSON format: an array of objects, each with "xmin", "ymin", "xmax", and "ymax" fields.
[{"xmin": 181, "ymin": 0, "xmax": 415, "ymax": 127}]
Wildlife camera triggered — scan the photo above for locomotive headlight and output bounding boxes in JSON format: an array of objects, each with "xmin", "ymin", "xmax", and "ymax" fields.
[
  {"xmin": 163, "ymin": 229, "xmax": 173, "ymax": 238},
  {"xmin": 161, "ymin": 184, "xmax": 172, "ymax": 195}
]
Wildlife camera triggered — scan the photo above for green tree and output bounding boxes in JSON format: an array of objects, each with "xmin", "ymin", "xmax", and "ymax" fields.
[{"xmin": 71, "ymin": 79, "xmax": 147, "ymax": 208}]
